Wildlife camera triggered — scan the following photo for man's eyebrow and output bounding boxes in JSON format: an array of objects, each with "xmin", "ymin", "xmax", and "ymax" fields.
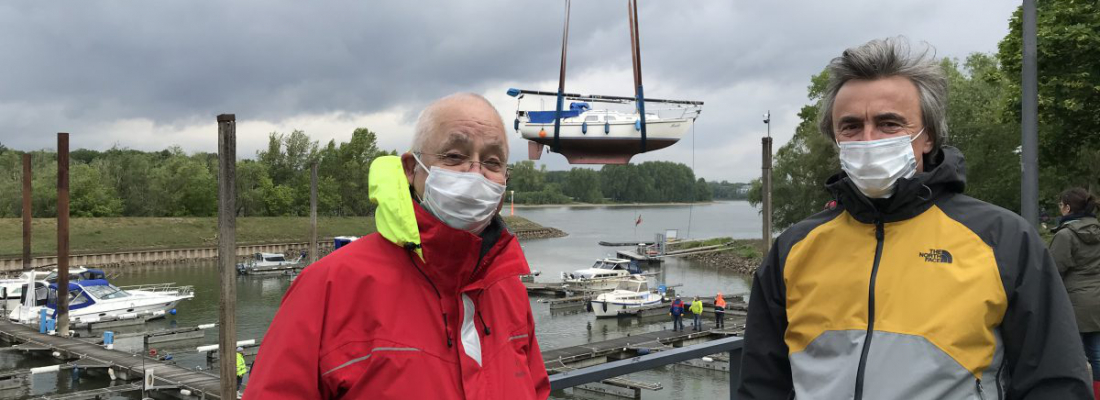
[
  {"xmin": 837, "ymin": 115, "xmax": 863, "ymax": 125},
  {"xmin": 872, "ymin": 112, "xmax": 909, "ymax": 124},
  {"xmin": 438, "ymin": 133, "xmax": 472, "ymax": 150}
]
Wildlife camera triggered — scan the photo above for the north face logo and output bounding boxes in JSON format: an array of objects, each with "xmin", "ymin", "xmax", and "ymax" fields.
[{"xmin": 919, "ymin": 249, "xmax": 953, "ymax": 264}]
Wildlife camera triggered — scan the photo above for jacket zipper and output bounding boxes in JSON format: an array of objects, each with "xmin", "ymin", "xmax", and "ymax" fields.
[
  {"xmin": 976, "ymin": 379, "xmax": 986, "ymax": 400},
  {"xmin": 995, "ymin": 356, "xmax": 1006, "ymax": 399},
  {"xmin": 853, "ymin": 218, "xmax": 885, "ymax": 400}
]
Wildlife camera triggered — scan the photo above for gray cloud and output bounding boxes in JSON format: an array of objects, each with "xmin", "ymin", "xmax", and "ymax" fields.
[{"xmin": 0, "ymin": 1, "xmax": 1018, "ymax": 181}]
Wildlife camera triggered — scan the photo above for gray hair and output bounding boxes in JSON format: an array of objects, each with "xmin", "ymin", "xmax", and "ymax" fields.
[
  {"xmin": 410, "ymin": 92, "xmax": 504, "ymax": 154},
  {"xmin": 818, "ymin": 37, "xmax": 949, "ymax": 156}
]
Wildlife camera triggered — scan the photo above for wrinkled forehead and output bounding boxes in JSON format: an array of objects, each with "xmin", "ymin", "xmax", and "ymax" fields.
[{"xmin": 427, "ymin": 109, "xmax": 508, "ymax": 158}]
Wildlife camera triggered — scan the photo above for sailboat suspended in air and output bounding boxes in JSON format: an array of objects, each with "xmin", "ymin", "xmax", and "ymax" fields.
[{"xmin": 509, "ymin": 0, "xmax": 703, "ymax": 165}]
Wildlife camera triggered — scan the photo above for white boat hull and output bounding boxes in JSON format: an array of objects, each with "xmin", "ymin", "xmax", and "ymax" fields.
[{"xmin": 590, "ymin": 297, "xmax": 663, "ymax": 318}]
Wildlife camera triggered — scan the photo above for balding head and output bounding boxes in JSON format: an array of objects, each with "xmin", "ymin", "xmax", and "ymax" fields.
[{"xmin": 402, "ymin": 93, "xmax": 510, "ymax": 200}]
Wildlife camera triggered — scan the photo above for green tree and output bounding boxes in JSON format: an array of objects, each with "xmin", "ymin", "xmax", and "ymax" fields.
[
  {"xmin": 999, "ymin": 0, "xmax": 1100, "ymax": 209},
  {"xmin": 564, "ymin": 168, "xmax": 602, "ymax": 203},
  {"xmin": 69, "ymin": 162, "xmax": 124, "ymax": 217}
]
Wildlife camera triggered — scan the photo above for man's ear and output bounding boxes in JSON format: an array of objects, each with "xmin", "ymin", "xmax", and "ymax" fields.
[{"xmin": 400, "ymin": 152, "xmax": 417, "ymax": 184}]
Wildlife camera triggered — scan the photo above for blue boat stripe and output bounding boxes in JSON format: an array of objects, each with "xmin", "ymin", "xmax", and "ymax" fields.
[{"xmin": 321, "ymin": 347, "xmax": 420, "ymax": 376}]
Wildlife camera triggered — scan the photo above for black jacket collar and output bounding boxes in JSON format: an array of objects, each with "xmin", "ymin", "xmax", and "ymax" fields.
[{"xmin": 826, "ymin": 146, "xmax": 968, "ymax": 224}]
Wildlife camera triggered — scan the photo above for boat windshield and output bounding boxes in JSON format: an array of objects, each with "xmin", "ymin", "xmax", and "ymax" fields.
[
  {"xmin": 82, "ymin": 284, "xmax": 131, "ymax": 300},
  {"xmin": 264, "ymin": 256, "xmax": 287, "ymax": 262},
  {"xmin": 615, "ymin": 281, "xmax": 643, "ymax": 292}
]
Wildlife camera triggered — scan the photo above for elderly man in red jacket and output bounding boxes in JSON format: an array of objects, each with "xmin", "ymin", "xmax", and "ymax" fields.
[{"xmin": 245, "ymin": 93, "xmax": 550, "ymax": 399}]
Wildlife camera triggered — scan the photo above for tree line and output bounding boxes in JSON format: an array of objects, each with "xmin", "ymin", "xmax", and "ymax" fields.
[
  {"xmin": 0, "ymin": 129, "xmax": 757, "ymax": 217},
  {"xmin": 507, "ymin": 161, "xmax": 720, "ymax": 205},
  {"xmin": 0, "ymin": 128, "xmax": 394, "ymax": 218},
  {"xmin": 749, "ymin": 1, "xmax": 1100, "ymax": 231}
]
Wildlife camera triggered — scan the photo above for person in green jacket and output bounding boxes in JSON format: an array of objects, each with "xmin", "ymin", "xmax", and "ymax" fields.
[
  {"xmin": 689, "ymin": 296, "xmax": 704, "ymax": 331},
  {"xmin": 1051, "ymin": 187, "xmax": 1100, "ymax": 396},
  {"xmin": 236, "ymin": 346, "xmax": 248, "ymax": 394}
]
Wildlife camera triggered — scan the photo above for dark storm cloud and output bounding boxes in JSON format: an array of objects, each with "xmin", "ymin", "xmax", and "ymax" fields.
[{"xmin": 0, "ymin": 1, "xmax": 1017, "ymax": 180}]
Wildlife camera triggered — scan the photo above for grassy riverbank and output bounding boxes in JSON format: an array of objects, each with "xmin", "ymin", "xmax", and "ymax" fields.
[
  {"xmin": 676, "ymin": 238, "xmax": 766, "ymax": 275},
  {"xmin": 0, "ymin": 216, "xmax": 553, "ymax": 257}
]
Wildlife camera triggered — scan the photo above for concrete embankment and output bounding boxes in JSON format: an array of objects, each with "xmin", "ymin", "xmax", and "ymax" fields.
[{"xmin": 0, "ymin": 241, "xmax": 335, "ymax": 272}]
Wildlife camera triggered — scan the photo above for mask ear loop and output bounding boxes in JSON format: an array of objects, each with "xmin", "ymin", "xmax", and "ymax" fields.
[{"xmin": 917, "ymin": 184, "xmax": 933, "ymax": 201}]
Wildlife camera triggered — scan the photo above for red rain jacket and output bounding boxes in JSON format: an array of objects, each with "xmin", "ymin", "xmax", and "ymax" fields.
[{"xmin": 244, "ymin": 203, "xmax": 550, "ymax": 399}]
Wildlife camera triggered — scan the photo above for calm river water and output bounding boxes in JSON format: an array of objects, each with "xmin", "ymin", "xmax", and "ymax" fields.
[{"xmin": 0, "ymin": 201, "xmax": 761, "ymax": 400}]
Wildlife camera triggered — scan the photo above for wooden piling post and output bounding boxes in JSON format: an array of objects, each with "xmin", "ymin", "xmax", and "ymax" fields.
[
  {"xmin": 310, "ymin": 161, "xmax": 318, "ymax": 265},
  {"xmin": 57, "ymin": 133, "xmax": 70, "ymax": 335},
  {"xmin": 216, "ymin": 114, "xmax": 238, "ymax": 397},
  {"xmin": 22, "ymin": 154, "xmax": 31, "ymax": 271},
  {"xmin": 761, "ymin": 136, "xmax": 773, "ymax": 254}
]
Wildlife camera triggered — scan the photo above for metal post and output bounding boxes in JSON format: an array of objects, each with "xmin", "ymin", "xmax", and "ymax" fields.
[
  {"xmin": 22, "ymin": 154, "xmax": 32, "ymax": 272},
  {"xmin": 762, "ymin": 134, "xmax": 773, "ymax": 253},
  {"xmin": 309, "ymin": 161, "xmax": 318, "ymax": 265},
  {"xmin": 56, "ymin": 133, "xmax": 70, "ymax": 336},
  {"xmin": 1021, "ymin": 0, "xmax": 1039, "ymax": 228},
  {"xmin": 729, "ymin": 347, "xmax": 743, "ymax": 399},
  {"xmin": 217, "ymin": 114, "xmax": 238, "ymax": 397}
]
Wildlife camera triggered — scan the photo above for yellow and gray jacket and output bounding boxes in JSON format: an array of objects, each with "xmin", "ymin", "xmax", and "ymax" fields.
[{"xmin": 738, "ymin": 147, "xmax": 1091, "ymax": 399}]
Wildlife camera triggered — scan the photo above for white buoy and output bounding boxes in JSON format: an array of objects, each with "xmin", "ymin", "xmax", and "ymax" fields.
[
  {"xmin": 236, "ymin": 339, "xmax": 255, "ymax": 347},
  {"xmin": 180, "ymin": 389, "xmax": 192, "ymax": 396},
  {"xmin": 197, "ymin": 323, "xmax": 216, "ymax": 330},
  {"xmin": 51, "ymin": 351, "xmax": 61, "ymax": 358},
  {"xmin": 30, "ymin": 365, "xmax": 60, "ymax": 374},
  {"xmin": 701, "ymin": 356, "xmax": 714, "ymax": 362},
  {"xmin": 108, "ymin": 368, "xmax": 117, "ymax": 381}
]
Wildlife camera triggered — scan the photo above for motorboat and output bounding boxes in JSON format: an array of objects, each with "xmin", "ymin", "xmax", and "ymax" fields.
[
  {"xmin": 589, "ymin": 277, "xmax": 664, "ymax": 318},
  {"xmin": 1, "ymin": 267, "xmax": 106, "ymax": 310},
  {"xmin": 7, "ymin": 278, "xmax": 194, "ymax": 326},
  {"xmin": 237, "ymin": 252, "xmax": 305, "ymax": 275},
  {"xmin": 514, "ymin": 102, "xmax": 696, "ymax": 164},
  {"xmin": 560, "ymin": 258, "xmax": 641, "ymax": 291}
]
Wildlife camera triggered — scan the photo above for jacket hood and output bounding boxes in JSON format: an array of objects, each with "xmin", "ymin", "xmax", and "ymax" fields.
[
  {"xmin": 368, "ymin": 155, "xmax": 528, "ymax": 294},
  {"xmin": 1063, "ymin": 217, "xmax": 1100, "ymax": 245},
  {"xmin": 826, "ymin": 146, "xmax": 967, "ymax": 224}
]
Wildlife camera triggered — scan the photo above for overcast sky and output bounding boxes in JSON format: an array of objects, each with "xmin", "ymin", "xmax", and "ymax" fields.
[{"xmin": 0, "ymin": 1, "xmax": 1020, "ymax": 182}]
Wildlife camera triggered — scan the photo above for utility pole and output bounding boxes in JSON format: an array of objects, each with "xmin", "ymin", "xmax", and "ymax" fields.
[
  {"xmin": 762, "ymin": 112, "xmax": 773, "ymax": 253},
  {"xmin": 22, "ymin": 154, "xmax": 31, "ymax": 272},
  {"xmin": 310, "ymin": 161, "xmax": 318, "ymax": 265},
  {"xmin": 1021, "ymin": 0, "xmax": 1039, "ymax": 228},
  {"xmin": 217, "ymin": 114, "xmax": 239, "ymax": 398},
  {"xmin": 56, "ymin": 133, "xmax": 70, "ymax": 336}
]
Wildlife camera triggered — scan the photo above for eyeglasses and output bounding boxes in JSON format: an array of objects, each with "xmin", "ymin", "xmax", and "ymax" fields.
[{"xmin": 415, "ymin": 152, "xmax": 510, "ymax": 179}]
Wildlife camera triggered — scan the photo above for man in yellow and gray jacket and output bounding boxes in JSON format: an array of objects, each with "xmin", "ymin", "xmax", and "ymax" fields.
[{"xmin": 738, "ymin": 37, "xmax": 1091, "ymax": 399}]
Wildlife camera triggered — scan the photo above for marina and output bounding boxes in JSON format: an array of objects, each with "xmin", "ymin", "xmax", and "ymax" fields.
[{"xmin": 0, "ymin": 202, "xmax": 762, "ymax": 399}]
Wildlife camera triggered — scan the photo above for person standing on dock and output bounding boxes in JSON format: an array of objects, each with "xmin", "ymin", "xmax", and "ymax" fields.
[
  {"xmin": 669, "ymin": 296, "xmax": 685, "ymax": 331},
  {"xmin": 713, "ymin": 292, "xmax": 726, "ymax": 329},
  {"xmin": 1050, "ymin": 188, "xmax": 1100, "ymax": 398},
  {"xmin": 739, "ymin": 37, "xmax": 1091, "ymax": 399},
  {"xmin": 235, "ymin": 346, "xmax": 247, "ymax": 396},
  {"xmin": 689, "ymin": 296, "xmax": 704, "ymax": 331},
  {"xmin": 244, "ymin": 93, "xmax": 550, "ymax": 400}
]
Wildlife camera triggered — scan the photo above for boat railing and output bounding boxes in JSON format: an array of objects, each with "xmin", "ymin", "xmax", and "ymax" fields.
[
  {"xmin": 550, "ymin": 335, "xmax": 743, "ymax": 398},
  {"xmin": 118, "ymin": 283, "xmax": 194, "ymax": 296}
]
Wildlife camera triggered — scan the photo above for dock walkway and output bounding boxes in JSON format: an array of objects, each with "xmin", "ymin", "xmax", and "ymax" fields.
[{"xmin": 0, "ymin": 318, "xmax": 223, "ymax": 399}]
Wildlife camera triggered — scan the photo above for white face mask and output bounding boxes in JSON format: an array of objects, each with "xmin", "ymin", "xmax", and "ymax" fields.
[
  {"xmin": 837, "ymin": 128, "xmax": 924, "ymax": 199},
  {"xmin": 414, "ymin": 154, "xmax": 506, "ymax": 234}
]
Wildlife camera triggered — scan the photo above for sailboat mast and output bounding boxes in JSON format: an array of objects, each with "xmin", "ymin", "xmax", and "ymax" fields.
[
  {"xmin": 553, "ymin": 0, "xmax": 571, "ymax": 152},
  {"xmin": 628, "ymin": 0, "xmax": 647, "ymax": 153}
]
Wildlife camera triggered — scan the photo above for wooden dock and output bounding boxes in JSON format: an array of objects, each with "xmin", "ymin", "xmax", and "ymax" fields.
[{"xmin": 0, "ymin": 318, "xmax": 225, "ymax": 399}]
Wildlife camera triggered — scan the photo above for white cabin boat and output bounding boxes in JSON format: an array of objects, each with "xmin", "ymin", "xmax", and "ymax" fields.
[
  {"xmin": 1, "ymin": 267, "xmax": 107, "ymax": 310},
  {"xmin": 589, "ymin": 278, "xmax": 664, "ymax": 318},
  {"xmin": 7, "ymin": 279, "xmax": 194, "ymax": 325},
  {"xmin": 237, "ymin": 252, "xmax": 305, "ymax": 275},
  {"xmin": 561, "ymin": 258, "xmax": 641, "ymax": 291}
]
